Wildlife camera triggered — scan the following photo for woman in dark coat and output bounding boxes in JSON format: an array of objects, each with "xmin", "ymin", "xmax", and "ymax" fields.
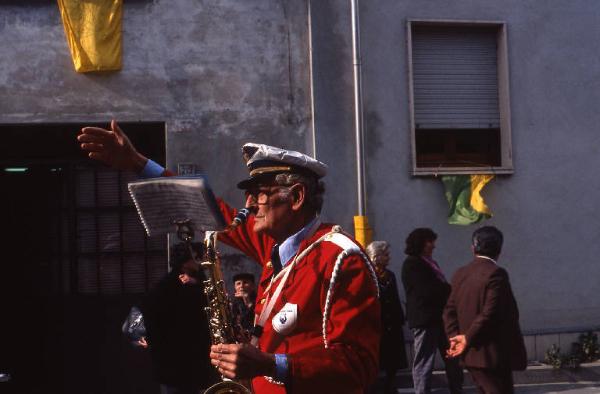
[
  {"xmin": 366, "ymin": 241, "xmax": 408, "ymax": 394},
  {"xmin": 401, "ymin": 228, "xmax": 463, "ymax": 394}
]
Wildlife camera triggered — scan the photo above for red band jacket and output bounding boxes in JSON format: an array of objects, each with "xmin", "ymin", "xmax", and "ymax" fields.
[{"xmin": 217, "ymin": 201, "xmax": 381, "ymax": 394}]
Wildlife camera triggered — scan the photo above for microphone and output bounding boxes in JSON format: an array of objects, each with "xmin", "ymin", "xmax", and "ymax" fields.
[{"xmin": 230, "ymin": 208, "xmax": 251, "ymax": 228}]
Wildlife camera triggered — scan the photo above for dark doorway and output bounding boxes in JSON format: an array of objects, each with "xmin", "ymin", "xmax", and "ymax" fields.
[{"xmin": 0, "ymin": 122, "xmax": 166, "ymax": 394}]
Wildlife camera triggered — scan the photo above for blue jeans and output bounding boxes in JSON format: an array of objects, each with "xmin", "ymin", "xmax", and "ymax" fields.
[{"xmin": 412, "ymin": 323, "xmax": 463, "ymax": 394}]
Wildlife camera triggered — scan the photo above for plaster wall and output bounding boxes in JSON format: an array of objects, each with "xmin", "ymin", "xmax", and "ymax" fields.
[
  {"xmin": 0, "ymin": 0, "xmax": 311, "ymax": 203},
  {"xmin": 1, "ymin": 0, "xmax": 312, "ymax": 279},
  {"xmin": 311, "ymin": 0, "xmax": 600, "ymax": 332},
  {"xmin": 3, "ymin": 0, "xmax": 600, "ymax": 333}
]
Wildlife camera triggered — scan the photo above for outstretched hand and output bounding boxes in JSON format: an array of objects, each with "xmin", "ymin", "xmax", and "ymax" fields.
[
  {"xmin": 210, "ymin": 343, "xmax": 276, "ymax": 380},
  {"xmin": 78, "ymin": 120, "xmax": 147, "ymax": 172},
  {"xmin": 446, "ymin": 334, "xmax": 467, "ymax": 358}
]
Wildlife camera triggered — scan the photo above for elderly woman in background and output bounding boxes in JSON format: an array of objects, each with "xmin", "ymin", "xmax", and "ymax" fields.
[{"xmin": 367, "ymin": 241, "xmax": 408, "ymax": 394}]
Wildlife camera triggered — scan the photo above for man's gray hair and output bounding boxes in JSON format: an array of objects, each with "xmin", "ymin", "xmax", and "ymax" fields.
[
  {"xmin": 366, "ymin": 240, "xmax": 390, "ymax": 261},
  {"xmin": 274, "ymin": 172, "xmax": 325, "ymax": 213}
]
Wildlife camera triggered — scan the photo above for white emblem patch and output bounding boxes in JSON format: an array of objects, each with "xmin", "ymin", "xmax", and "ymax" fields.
[{"xmin": 272, "ymin": 303, "xmax": 298, "ymax": 336}]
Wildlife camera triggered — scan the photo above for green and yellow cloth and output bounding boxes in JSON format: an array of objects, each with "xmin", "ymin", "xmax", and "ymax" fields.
[{"xmin": 441, "ymin": 175, "xmax": 494, "ymax": 225}]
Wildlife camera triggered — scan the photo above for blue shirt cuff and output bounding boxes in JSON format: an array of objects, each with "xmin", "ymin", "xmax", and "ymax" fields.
[
  {"xmin": 140, "ymin": 159, "xmax": 165, "ymax": 178},
  {"xmin": 274, "ymin": 353, "xmax": 288, "ymax": 383}
]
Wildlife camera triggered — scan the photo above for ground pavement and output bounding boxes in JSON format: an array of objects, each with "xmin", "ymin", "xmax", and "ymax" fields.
[{"xmin": 384, "ymin": 361, "xmax": 600, "ymax": 393}]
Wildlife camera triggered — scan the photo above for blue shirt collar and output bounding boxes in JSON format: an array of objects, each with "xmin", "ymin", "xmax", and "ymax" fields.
[{"xmin": 277, "ymin": 216, "xmax": 321, "ymax": 267}]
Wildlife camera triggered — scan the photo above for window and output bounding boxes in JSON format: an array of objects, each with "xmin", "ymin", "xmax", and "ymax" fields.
[
  {"xmin": 0, "ymin": 122, "xmax": 167, "ymax": 295},
  {"xmin": 407, "ymin": 21, "xmax": 513, "ymax": 175},
  {"xmin": 74, "ymin": 164, "xmax": 167, "ymax": 294}
]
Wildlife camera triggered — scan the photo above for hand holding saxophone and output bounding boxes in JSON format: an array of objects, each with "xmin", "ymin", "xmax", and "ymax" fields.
[{"xmin": 210, "ymin": 343, "xmax": 276, "ymax": 380}]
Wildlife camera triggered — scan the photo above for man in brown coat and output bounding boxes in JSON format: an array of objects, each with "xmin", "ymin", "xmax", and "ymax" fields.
[{"xmin": 443, "ymin": 226, "xmax": 526, "ymax": 394}]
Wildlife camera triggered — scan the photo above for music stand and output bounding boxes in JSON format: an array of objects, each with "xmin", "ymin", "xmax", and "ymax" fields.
[{"xmin": 128, "ymin": 175, "xmax": 227, "ymax": 239}]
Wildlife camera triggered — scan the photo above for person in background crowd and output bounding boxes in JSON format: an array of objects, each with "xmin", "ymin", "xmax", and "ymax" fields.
[
  {"xmin": 231, "ymin": 272, "xmax": 257, "ymax": 335},
  {"xmin": 444, "ymin": 226, "xmax": 526, "ymax": 394},
  {"xmin": 366, "ymin": 241, "xmax": 408, "ymax": 394},
  {"xmin": 401, "ymin": 228, "xmax": 463, "ymax": 394},
  {"xmin": 141, "ymin": 242, "xmax": 218, "ymax": 394}
]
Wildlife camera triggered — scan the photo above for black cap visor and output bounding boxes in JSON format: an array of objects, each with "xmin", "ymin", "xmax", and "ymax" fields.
[{"xmin": 236, "ymin": 172, "xmax": 279, "ymax": 190}]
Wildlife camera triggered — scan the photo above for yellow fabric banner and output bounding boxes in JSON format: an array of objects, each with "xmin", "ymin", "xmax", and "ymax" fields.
[
  {"xmin": 469, "ymin": 174, "xmax": 494, "ymax": 215},
  {"xmin": 57, "ymin": 0, "xmax": 122, "ymax": 73}
]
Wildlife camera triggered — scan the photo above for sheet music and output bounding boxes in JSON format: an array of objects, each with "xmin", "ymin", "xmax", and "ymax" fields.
[{"xmin": 128, "ymin": 176, "xmax": 227, "ymax": 236}]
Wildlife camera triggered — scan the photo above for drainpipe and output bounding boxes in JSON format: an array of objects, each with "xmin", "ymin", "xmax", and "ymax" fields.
[
  {"xmin": 307, "ymin": 0, "xmax": 317, "ymax": 158},
  {"xmin": 350, "ymin": 0, "xmax": 372, "ymax": 247}
]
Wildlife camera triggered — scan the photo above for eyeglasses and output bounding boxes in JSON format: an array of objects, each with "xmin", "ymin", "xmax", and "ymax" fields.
[{"xmin": 244, "ymin": 186, "xmax": 287, "ymax": 205}]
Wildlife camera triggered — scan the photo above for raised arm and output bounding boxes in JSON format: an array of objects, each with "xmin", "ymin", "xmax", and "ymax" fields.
[
  {"xmin": 77, "ymin": 120, "xmax": 149, "ymax": 172},
  {"xmin": 78, "ymin": 120, "xmax": 271, "ymax": 264},
  {"xmin": 216, "ymin": 199, "xmax": 273, "ymax": 267}
]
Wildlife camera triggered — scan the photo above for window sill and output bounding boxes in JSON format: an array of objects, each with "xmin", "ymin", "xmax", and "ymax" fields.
[{"xmin": 411, "ymin": 166, "xmax": 514, "ymax": 176}]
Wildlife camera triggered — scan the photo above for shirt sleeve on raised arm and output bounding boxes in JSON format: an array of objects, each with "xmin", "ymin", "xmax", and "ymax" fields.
[{"xmin": 140, "ymin": 159, "xmax": 165, "ymax": 178}]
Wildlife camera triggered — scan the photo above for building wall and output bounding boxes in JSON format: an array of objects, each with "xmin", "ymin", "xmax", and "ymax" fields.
[
  {"xmin": 0, "ymin": 0, "xmax": 312, "ymax": 280},
  {"xmin": 0, "ymin": 0, "xmax": 311, "ymax": 203},
  {"xmin": 311, "ymin": 0, "xmax": 600, "ymax": 332},
  {"xmin": 3, "ymin": 0, "xmax": 600, "ymax": 335}
]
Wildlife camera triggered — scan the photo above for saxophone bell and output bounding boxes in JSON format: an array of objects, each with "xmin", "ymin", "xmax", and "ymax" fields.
[{"xmin": 204, "ymin": 380, "xmax": 251, "ymax": 394}]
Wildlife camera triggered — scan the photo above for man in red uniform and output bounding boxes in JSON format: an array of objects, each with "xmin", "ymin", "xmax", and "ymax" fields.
[{"xmin": 78, "ymin": 120, "xmax": 381, "ymax": 393}]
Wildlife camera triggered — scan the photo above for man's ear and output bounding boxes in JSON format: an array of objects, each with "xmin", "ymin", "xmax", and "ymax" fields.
[{"xmin": 290, "ymin": 183, "xmax": 306, "ymax": 211}]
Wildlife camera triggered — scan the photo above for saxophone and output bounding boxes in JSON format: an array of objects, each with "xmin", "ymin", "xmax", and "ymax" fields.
[
  {"xmin": 201, "ymin": 230, "xmax": 252, "ymax": 394},
  {"xmin": 177, "ymin": 209, "xmax": 252, "ymax": 394}
]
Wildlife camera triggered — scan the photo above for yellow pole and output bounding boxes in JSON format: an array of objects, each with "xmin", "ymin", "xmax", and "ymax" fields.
[{"xmin": 353, "ymin": 215, "xmax": 372, "ymax": 248}]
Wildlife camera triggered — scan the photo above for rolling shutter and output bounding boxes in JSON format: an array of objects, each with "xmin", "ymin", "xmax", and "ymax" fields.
[{"xmin": 412, "ymin": 25, "xmax": 500, "ymax": 129}]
